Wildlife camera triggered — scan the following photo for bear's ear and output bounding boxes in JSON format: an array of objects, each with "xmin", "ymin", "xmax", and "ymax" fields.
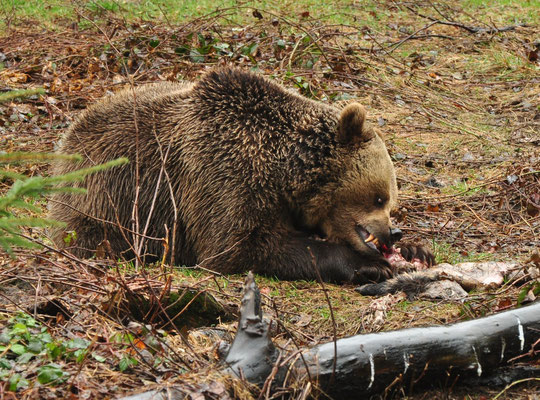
[{"xmin": 337, "ymin": 103, "xmax": 374, "ymax": 145}]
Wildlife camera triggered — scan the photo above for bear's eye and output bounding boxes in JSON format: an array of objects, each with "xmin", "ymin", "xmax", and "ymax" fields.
[{"xmin": 375, "ymin": 196, "xmax": 386, "ymax": 207}]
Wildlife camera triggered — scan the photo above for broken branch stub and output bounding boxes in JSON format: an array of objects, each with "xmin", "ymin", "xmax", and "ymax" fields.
[{"xmin": 223, "ymin": 271, "xmax": 280, "ymax": 385}]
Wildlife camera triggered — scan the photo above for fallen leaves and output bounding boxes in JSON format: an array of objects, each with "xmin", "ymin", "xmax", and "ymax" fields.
[
  {"xmin": 0, "ymin": 69, "xmax": 30, "ymax": 84},
  {"xmin": 426, "ymin": 203, "xmax": 440, "ymax": 213}
]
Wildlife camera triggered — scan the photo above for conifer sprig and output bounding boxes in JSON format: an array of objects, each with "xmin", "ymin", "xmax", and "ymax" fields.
[{"xmin": 0, "ymin": 153, "xmax": 128, "ymax": 255}]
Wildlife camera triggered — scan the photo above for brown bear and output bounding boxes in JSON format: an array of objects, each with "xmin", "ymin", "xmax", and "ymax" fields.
[{"xmin": 49, "ymin": 67, "xmax": 431, "ymax": 284}]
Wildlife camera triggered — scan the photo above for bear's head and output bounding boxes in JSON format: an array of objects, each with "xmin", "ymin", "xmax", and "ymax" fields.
[{"xmin": 305, "ymin": 103, "xmax": 402, "ymax": 257}]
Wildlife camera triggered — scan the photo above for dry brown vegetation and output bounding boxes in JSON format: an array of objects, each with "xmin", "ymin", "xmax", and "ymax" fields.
[{"xmin": 0, "ymin": 0, "xmax": 539, "ymax": 398}]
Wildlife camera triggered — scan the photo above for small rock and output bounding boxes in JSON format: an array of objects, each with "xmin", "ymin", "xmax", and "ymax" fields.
[
  {"xmin": 462, "ymin": 152, "xmax": 475, "ymax": 162},
  {"xmin": 521, "ymin": 101, "xmax": 532, "ymax": 110},
  {"xmin": 506, "ymin": 174, "xmax": 518, "ymax": 184},
  {"xmin": 425, "ymin": 176, "xmax": 443, "ymax": 187}
]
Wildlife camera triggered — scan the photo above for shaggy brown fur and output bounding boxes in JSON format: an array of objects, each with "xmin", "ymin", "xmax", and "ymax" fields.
[{"xmin": 50, "ymin": 67, "xmax": 424, "ymax": 283}]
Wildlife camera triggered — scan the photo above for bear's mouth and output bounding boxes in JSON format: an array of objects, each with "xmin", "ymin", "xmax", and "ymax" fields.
[{"xmin": 357, "ymin": 226, "xmax": 391, "ymax": 255}]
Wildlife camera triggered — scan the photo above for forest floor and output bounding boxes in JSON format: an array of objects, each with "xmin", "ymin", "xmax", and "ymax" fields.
[{"xmin": 0, "ymin": 0, "xmax": 539, "ymax": 399}]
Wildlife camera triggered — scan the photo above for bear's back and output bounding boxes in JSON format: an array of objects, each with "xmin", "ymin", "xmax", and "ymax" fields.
[{"xmin": 56, "ymin": 81, "xmax": 193, "ymax": 159}]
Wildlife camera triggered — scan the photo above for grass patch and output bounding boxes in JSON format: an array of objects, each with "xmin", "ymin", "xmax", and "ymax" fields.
[
  {"xmin": 0, "ymin": 0, "xmax": 400, "ymax": 31},
  {"xmin": 0, "ymin": 0, "xmax": 244, "ymax": 30},
  {"xmin": 173, "ymin": 266, "xmax": 206, "ymax": 279},
  {"xmin": 432, "ymin": 240, "xmax": 494, "ymax": 264},
  {"xmin": 467, "ymin": 49, "xmax": 530, "ymax": 77},
  {"xmin": 2, "ymin": 0, "xmax": 539, "ymax": 32},
  {"xmin": 0, "ymin": 0, "xmax": 73, "ymax": 28},
  {"xmin": 463, "ymin": 0, "xmax": 540, "ymax": 24},
  {"xmin": 441, "ymin": 180, "xmax": 491, "ymax": 196}
]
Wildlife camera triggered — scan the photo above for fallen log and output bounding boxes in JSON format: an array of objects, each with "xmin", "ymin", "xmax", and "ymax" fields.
[
  {"xmin": 298, "ymin": 301, "xmax": 539, "ymax": 396},
  {"xmin": 121, "ymin": 273, "xmax": 540, "ymax": 399}
]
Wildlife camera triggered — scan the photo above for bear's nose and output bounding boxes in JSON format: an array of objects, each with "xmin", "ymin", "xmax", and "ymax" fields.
[{"xmin": 390, "ymin": 227, "xmax": 403, "ymax": 243}]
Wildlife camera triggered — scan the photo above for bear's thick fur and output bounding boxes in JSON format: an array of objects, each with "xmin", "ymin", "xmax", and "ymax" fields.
[{"xmin": 50, "ymin": 68, "xmax": 422, "ymax": 283}]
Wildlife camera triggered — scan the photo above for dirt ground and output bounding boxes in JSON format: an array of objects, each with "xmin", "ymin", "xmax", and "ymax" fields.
[{"xmin": 0, "ymin": 1, "xmax": 539, "ymax": 398}]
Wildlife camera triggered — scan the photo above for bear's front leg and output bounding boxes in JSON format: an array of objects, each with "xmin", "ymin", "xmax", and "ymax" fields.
[{"xmin": 257, "ymin": 234, "xmax": 393, "ymax": 284}]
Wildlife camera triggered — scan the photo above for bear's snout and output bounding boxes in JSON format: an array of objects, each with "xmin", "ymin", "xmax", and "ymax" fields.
[{"xmin": 390, "ymin": 227, "xmax": 403, "ymax": 244}]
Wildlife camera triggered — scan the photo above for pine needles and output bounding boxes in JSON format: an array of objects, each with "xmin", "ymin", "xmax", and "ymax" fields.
[{"xmin": 0, "ymin": 152, "xmax": 128, "ymax": 255}]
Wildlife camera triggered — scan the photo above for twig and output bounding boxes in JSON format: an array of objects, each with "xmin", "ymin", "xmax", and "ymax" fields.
[
  {"xmin": 47, "ymin": 199, "xmax": 162, "ymax": 241},
  {"xmin": 404, "ymin": 4, "xmax": 527, "ymax": 34},
  {"xmin": 260, "ymin": 9, "xmax": 333, "ymax": 68},
  {"xmin": 308, "ymin": 247, "xmax": 337, "ymax": 385},
  {"xmin": 492, "ymin": 378, "xmax": 540, "ymax": 400},
  {"xmin": 151, "ymin": 115, "xmax": 179, "ymax": 267},
  {"xmin": 17, "ymin": 233, "xmax": 108, "ymax": 274},
  {"xmin": 269, "ymin": 299, "xmax": 314, "ymax": 388},
  {"xmin": 387, "ymin": 21, "xmax": 440, "ymax": 54}
]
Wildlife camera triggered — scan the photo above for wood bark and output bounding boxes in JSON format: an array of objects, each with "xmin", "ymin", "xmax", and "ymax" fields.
[
  {"xmin": 223, "ymin": 272, "xmax": 279, "ymax": 384},
  {"xmin": 298, "ymin": 301, "xmax": 539, "ymax": 396}
]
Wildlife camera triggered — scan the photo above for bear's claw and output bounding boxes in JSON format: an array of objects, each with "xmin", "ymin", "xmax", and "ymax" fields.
[{"xmin": 397, "ymin": 244, "xmax": 435, "ymax": 267}]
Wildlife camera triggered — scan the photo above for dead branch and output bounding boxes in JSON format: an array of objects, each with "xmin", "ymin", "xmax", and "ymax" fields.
[{"xmin": 403, "ymin": 5, "xmax": 528, "ymax": 34}]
